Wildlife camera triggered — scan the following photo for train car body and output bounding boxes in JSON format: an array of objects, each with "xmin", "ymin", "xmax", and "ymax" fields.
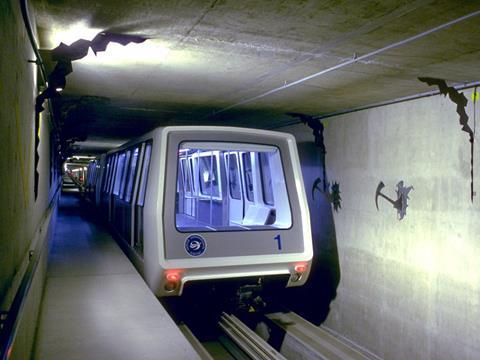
[{"xmin": 91, "ymin": 126, "xmax": 312, "ymax": 297}]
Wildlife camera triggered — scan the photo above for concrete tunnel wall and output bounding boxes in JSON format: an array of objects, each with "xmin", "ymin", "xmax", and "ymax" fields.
[
  {"xmin": 0, "ymin": 0, "xmax": 59, "ymax": 358},
  {"xmin": 281, "ymin": 89, "xmax": 480, "ymax": 360}
]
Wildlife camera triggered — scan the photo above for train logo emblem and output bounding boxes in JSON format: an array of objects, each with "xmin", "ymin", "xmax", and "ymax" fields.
[{"xmin": 185, "ymin": 235, "xmax": 206, "ymax": 256}]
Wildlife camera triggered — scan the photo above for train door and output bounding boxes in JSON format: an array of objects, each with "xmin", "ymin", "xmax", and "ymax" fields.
[
  {"xmin": 188, "ymin": 156, "xmax": 197, "ymax": 217},
  {"xmin": 196, "ymin": 151, "xmax": 223, "ymax": 227},
  {"xmin": 100, "ymin": 157, "xmax": 108, "ymax": 212},
  {"xmin": 240, "ymin": 152, "xmax": 256, "ymax": 216},
  {"xmin": 101, "ymin": 155, "xmax": 114, "ymax": 218},
  {"xmin": 108, "ymin": 154, "xmax": 119, "ymax": 222},
  {"xmin": 180, "ymin": 157, "xmax": 195, "ymax": 217},
  {"xmin": 114, "ymin": 148, "xmax": 136, "ymax": 242},
  {"xmin": 133, "ymin": 142, "xmax": 152, "ymax": 256},
  {"xmin": 95, "ymin": 155, "xmax": 106, "ymax": 206},
  {"xmin": 224, "ymin": 152, "xmax": 243, "ymax": 224},
  {"xmin": 112, "ymin": 151, "xmax": 128, "ymax": 228},
  {"xmin": 123, "ymin": 146, "xmax": 140, "ymax": 245}
]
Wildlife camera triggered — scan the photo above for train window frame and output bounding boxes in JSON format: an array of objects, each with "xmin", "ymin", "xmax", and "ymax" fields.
[
  {"xmin": 107, "ymin": 154, "xmax": 117, "ymax": 194},
  {"xmin": 125, "ymin": 147, "xmax": 140, "ymax": 203},
  {"xmin": 111, "ymin": 154, "xmax": 120, "ymax": 194},
  {"xmin": 196, "ymin": 151, "xmax": 222, "ymax": 200},
  {"xmin": 137, "ymin": 142, "xmax": 152, "ymax": 207},
  {"xmin": 110, "ymin": 154, "xmax": 118, "ymax": 194},
  {"xmin": 174, "ymin": 141, "xmax": 292, "ymax": 233},
  {"xmin": 113, "ymin": 152, "xmax": 127, "ymax": 196},
  {"xmin": 102, "ymin": 156, "xmax": 112, "ymax": 192},
  {"xmin": 119, "ymin": 150, "xmax": 132, "ymax": 199}
]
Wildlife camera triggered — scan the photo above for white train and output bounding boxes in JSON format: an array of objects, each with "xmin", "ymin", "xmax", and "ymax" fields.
[{"xmin": 86, "ymin": 126, "xmax": 313, "ymax": 297}]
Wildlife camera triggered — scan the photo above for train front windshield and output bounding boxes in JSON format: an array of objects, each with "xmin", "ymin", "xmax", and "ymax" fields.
[{"xmin": 175, "ymin": 142, "xmax": 292, "ymax": 232}]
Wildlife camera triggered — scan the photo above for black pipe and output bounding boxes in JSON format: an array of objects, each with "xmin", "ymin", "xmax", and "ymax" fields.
[
  {"xmin": 20, "ymin": 0, "xmax": 47, "ymax": 84},
  {"xmin": 270, "ymin": 81, "xmax": 480, "ymax": 129},
  {"xmin": 20, "ymin": 0, "xmax": 58, "ymax": 131}
]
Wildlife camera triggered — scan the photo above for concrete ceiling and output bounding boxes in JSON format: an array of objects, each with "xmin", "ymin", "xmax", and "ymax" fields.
[{"xmin": 31, "ymin": 0, "xmax": 480, "ymax": 154}]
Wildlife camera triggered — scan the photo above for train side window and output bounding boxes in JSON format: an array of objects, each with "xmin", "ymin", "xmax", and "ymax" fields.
[
  {"xmin": 226, "ymin": 153, "xmax": 241, "ymax": 200},
  {"xmin": 109, "ymin": 155, "xmax": 118, "ymax": 193},
  {"xmin": 258, "ymin": 152, "xmax": 275, "ymax": 206},
  {"xmin": 242, "ymin": 153, "xmax": 254, "ymax": 202},
  {"xmin": 198, "ymin": 154, "xmax": 220, "ymax": 198},
  {"xmin": 137, "ymin": 143, "xmax": 152, "ymax": 206},
  {"xmin": 103, "ymin": 157, "xmax": 112, "ymax": 192},
  {"xmin": 125, "ymin": 147, "xmax": 140, "ymax": 202},
  {"xmin": 106, "ymin": 156, "xmax": 113, "ymax": 192},
  {"xmin": 113, "ymin": 152, "xmax": 126, "ymax": 195},
  {"xmin": 119, "ymin": 150, "xmax": 132, "ymax": 199}
]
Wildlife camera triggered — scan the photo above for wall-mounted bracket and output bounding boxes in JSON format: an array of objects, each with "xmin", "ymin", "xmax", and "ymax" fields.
[{"xmin": 28, "ymin": 58, "xmax": 42, "ymax": 65}]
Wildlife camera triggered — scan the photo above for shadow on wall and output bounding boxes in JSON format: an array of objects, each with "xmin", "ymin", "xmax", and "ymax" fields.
[{"xmin": 281, "ymin": 141, "xmax": 340, "ymax": 326}]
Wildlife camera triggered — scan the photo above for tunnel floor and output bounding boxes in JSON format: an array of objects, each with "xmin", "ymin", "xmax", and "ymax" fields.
[{"xmin": 33, "ymin": 193, "xmax": 198, "ymax": 359}]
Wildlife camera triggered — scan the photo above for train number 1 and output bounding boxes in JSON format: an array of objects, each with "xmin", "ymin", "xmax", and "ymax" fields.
[{"xmin": 274, "ymin": 235, "xmax": 282, "ymax": 250}]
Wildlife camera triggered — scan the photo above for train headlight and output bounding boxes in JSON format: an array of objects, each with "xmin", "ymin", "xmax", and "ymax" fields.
[
  {"xmin": 294, "ymin": 263, "xmax": 308, "ymax": 273},
  {"xmin": 292, "ymin": 263, "xmax": 308, "ymax": 282},
  {"xmin": 164, "ymin": 271, "xmax": 182, "ymax": 292}
]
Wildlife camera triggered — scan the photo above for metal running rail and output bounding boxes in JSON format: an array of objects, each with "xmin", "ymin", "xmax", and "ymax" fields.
[
  {"xmin": 266, "ymin": 311, "xmax": 378, "ymax": 360},
  {"xmin": 219, "ymin": 313, "xmax": 287, "ymax": 360},
  {"xmin": 178, "ymin": 324, "xmax": 215, "ymax": 360}
]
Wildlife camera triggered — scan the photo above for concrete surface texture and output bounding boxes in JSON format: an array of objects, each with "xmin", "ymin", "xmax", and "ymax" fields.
[
  {"xmin": 0, "ymin": 0, "xmax": 59, "ymax": 357},
  {"xmin": 29, "ymin": 0, "xmax": 480, "ymax": 151},
  {"xmin": 34, "ymin": 194, "xmax": 199, "ymax": 360},
  {"xmin": 294, "ymin": 89, "xmax": 480, "ymax": 359},
  {"xmin": 0, "ymin": 0, "xmax": 50, "ymax": 314},
  {"xmin": 0, "ymin": 0, "xmax": 35, "ymax": 308}
]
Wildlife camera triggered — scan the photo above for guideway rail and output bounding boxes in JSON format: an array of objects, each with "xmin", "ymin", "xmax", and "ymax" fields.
[
  {"xmin": 266, "ymin": 311, "xmax": 377, "ymax": 360},
  {"xmin": 219, "ymin": 313, "xmax": 287, "ymax": 360}
]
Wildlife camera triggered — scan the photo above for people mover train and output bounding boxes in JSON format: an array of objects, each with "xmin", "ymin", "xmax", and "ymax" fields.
[{"xmin": 85, "ymin": 126, "xmax": 313, "ymax": 297}]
